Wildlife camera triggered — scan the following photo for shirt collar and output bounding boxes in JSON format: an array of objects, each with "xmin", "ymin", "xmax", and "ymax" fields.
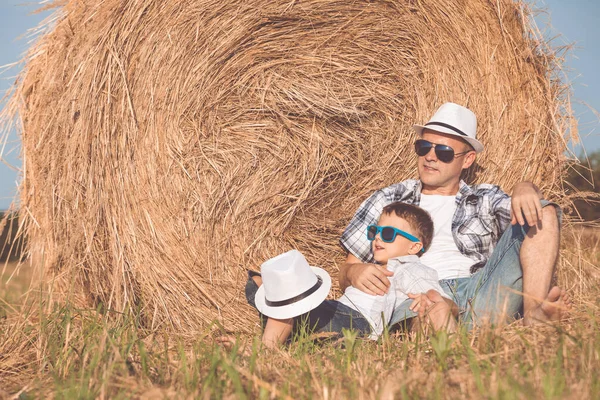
[
  {"xmin": 415, "ymin": 179, "xmax": 474, "ymax": 204},
  {"xmin": 389, "ymin": 254, "xmax": 421, "ymax": 264},
  {"xmin": 455, "ymin": 180, "xmax": 475, "ymax": 204}
]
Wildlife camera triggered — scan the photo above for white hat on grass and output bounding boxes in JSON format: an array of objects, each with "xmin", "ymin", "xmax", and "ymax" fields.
[
  {"xmin": 255, "ymin": 250, "xmax": 331, "ymax": 320},
  {"xmin": 413, "ymin": 102, "xmax": 484, "ymax": 153}
]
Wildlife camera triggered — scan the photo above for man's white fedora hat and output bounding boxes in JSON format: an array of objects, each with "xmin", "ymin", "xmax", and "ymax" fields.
[
  {"xmin": 255, "ymin": 250, "xmax": 331, "ymax": 320},
  {"xmin": 413, "ymin": 102, "xmax": 484, "ymax": 153}
]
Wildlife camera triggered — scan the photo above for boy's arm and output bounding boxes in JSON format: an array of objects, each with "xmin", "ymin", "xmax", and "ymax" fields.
[{"xmin": 262, "ymin": 318, "xmax": 293, "ymax": 349}]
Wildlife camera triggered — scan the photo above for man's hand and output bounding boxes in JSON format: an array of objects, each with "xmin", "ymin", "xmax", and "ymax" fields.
[
  {"xmin": 339, "ymin": 253, "xmax": 393, "ymax": 296},
  {"xmin": 510, "ymin": 182, "xmax": 543, "ymax": 226}
]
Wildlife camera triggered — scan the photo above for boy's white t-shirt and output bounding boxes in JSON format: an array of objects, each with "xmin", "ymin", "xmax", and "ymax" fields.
[
  {"xmin": 419, "ymin": 194, "xmax": 474, "ymax": 279},
  {"xmin": 337, "ymin": 255, "xmax": 449, "ymax": 339}
]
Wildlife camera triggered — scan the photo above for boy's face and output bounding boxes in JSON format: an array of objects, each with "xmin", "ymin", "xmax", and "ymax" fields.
[{"xmin": 372, "ymin": 213, "xmax": 423, "ymax": 264}]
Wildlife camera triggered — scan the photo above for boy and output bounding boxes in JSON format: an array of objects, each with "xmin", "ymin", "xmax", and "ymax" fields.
[{"xmin": 246, "ymin": 202, "xmax": 458, "ymax": 348}]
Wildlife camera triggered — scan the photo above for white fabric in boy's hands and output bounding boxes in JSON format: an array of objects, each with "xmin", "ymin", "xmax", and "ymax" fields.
[
  {"xmin": 372, "ymin": 256, "xmax": 449, "ymax": 339},
  {"xmin": 338, "ymin": 255, "xmax": 449, "ymax": 340},
  {"xmin": 392, "ymin": 258, "xmax": 450, "ymax": 301}
]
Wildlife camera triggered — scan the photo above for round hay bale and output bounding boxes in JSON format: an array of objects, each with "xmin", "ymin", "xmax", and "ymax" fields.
[{"xmin": 3, "ymin": 0, "xmax": 575, "ymax": 333}]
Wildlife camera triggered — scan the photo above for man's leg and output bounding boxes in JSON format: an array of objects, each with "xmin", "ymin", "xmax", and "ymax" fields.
[
  {"xmin": 389, "ymin": 298, "xmax": 418, "ymax": 329},
  {"xmin": 520, "ymin": 205, "xmax": 571, "ymax": 324},
  {"xmin": 463, "ymin": 223, "xmax": 525, "ymax": 327},
  {"xmin": 465, "ymin": 202, "xmax": 569, "ymax": 327}
]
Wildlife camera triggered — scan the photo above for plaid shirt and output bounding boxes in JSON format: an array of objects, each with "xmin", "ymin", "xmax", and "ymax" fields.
[{"xmin": 340, "ymin": 180, "xmax": 512, "ymax": 274}]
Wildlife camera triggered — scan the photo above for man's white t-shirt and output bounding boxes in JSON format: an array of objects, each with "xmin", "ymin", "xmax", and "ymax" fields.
[{"xmin": 419, "ymin": 194, "xmax": 474, "ymax": 279}]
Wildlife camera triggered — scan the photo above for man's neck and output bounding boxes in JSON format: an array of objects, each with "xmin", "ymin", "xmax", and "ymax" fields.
[{"xmin": 421, "ymin": 182, "xmax": 460, "ymax": 196}]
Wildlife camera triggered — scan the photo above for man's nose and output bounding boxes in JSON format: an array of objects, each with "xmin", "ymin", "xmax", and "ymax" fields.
[{"xmin": 424, "ymin": 146, "xmax": 437, "ymax": 161}]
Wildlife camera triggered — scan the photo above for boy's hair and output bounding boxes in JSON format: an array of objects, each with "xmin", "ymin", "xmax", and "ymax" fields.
[{"xmin": 381, "ymin": 202, "xmax": 434, "ymax": 252}]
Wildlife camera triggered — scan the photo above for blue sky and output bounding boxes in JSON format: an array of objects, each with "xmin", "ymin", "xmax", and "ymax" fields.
[{"xmin": 0, "ymin": 1, "xmax": 599, "ymax": 210}]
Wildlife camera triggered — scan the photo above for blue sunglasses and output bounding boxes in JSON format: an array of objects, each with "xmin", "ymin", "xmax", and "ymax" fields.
[{"xmin": 366, "ymin": 225, "xmax": 424, "ymax": 253}]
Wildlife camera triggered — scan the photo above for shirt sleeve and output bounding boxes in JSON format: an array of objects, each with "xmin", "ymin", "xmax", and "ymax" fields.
[
  {"xmin": 488, "ymin": 185, "xmax": 512, "ymax": 235},
  {"xmin": 490, "ymin": 185, "xmax": 562, "ymax": 234}
]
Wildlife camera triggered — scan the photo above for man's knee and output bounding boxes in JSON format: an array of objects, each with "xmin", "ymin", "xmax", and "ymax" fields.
[
  {"xmin": 541, "ymin": 204, "xmax": 559, "ymax": 224},
  {"xmin": 524, "ymin": 204, "xmax": 560, "ymax": 239},
  {"xmin": 540, "ymin": 201, "xmax": 562, "ymax": 228}
]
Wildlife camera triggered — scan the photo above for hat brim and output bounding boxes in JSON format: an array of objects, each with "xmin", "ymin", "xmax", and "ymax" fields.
[
  {"xmin": 254, "ymin": 267, "xmax": 332, "ymax": 320},
  {"xmin": 413, "ymin": 124, "xmax": 484, "ymax": 153}
]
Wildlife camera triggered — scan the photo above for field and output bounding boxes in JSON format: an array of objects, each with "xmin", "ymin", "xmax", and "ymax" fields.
[{"xmin": 0, "ymin": 227, "xmax": 599, "ymax": 399}]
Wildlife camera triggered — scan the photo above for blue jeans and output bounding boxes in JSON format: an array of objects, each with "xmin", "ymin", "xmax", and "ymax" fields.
[
  {"xmin": 245, "ymin": 272, "xmax": 372, "ymax": 337},
  {"xmin": 390, "ymin": 201, "xmax": 560, "ymax": 328}
]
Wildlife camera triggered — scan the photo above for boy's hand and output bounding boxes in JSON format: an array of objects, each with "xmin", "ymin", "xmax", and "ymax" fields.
[
  {"xmin": 347, "ymin": 263, "xmax": 393, "ymax": 296},
  {"xmin": 408, "ymin": 292, "xmax": 434, "ymax": 317}
]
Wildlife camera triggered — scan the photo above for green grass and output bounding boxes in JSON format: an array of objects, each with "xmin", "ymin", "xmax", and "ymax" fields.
[
  {"xmin": 1, "ymin": 230, "xmax": 600, "ymax": 399},
  {"xmin": 1, "ymin": 301, "xmax": 598, "ymax": 399}
]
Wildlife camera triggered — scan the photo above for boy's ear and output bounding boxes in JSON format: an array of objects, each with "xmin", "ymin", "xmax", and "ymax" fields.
[{"xmin": 408, "ymin": 241, "xmax": 423, "ymax": 255}]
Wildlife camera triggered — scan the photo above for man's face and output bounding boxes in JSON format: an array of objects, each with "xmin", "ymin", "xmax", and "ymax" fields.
[
  {"xmin": 372, "ymin": 213, "xmax": 422, "ymax": 264},
  {"xmin": 417, "ymin": 130, "xmax": 476, "ymax": 194}
]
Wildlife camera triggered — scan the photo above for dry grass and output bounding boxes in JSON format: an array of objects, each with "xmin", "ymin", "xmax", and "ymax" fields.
[
  {"xmin": 0, "ymin": 229, "xmax": 598, "ymax": 398},
  {"xmin": 1, "ymin": 0, "xmax": 597, "ymax": 396},
  {"xmin": 0, "ymin": 0, "xmax": 583, "ymax": 335}
]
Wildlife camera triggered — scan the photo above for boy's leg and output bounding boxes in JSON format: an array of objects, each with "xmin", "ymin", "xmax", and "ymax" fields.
[
  {"xmin": 263, "ymin": 318, "xmax": 294, "ymax": 348},
  {"xmin": 297, "ymin": 300, "xmax": 371, "ymax": 337},
  {"xmin": 245, "ymin": 272, "xmax": 371, "ymax": 339},
  {"xmin": 245, "ymin": 270, "xmax": 268, "ymax": 329}
]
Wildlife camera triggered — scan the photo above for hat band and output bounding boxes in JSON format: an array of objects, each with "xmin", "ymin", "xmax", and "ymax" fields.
[
  {"xmin": 265, "ymin": 276, "xmax": 323, "ymax": 307},
  {"xmin": 425, "ymin": 122, "xmax": 468, "ymax": 137}
]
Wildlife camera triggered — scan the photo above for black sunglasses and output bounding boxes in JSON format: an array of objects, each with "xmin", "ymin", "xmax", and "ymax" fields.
[{"xmin": 414, "ymin": 139, "xmax": 471, "ymax": 163}]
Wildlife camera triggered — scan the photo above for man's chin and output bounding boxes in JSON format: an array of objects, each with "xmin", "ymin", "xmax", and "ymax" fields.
[{"xmin": 419, "ymin": 177, "xmax": 442, "ymax": 188}]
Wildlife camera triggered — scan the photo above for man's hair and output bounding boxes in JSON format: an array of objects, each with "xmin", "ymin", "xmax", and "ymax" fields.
[{"xmin": 381, "ymin": 202, "xmax": 434, "ymax": 253}]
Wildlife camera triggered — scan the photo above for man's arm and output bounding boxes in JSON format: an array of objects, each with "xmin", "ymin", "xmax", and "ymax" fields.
[
  {"xmin": 510, "ymin": 181, "xmax": 543, "ymax": 226},
  {"xmin": 339, "ymin": 253, "xmax": 393, "ymax": 296}
]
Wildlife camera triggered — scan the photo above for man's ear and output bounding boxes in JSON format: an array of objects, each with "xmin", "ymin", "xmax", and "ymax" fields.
[
  {"xmin": 408, "ymin": 242, "xmax": 423, "ymax": 255},
  {"xmin": 461, "ymin": 151, "xmax": 476, "ymax": 170}
]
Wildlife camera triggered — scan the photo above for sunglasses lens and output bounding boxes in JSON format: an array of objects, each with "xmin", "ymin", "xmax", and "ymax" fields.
[
  {"xmin": 435, "ymin": 146, "xmax": 455, "ymax": 162},
  {"xmin": 414, "ymin": 140, "xmax": 432, "ymax": 156},
  {"xmin": 415, "ymin": 140, "xmax": 456, "ymax": 163},
  {"xmin": 367, "ymin": 225, "xmax": 377, "ymax": 241},
  {"xmin": 380, "ymin": 227, "xmax": 396, "ymax": 242}
]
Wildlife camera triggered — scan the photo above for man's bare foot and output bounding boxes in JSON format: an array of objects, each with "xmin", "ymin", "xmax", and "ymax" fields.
[
  {"xmin": 423, "ymin": 290, "xmax": 457, "ymax": 333},
  {"xmin": 524, "ymin": 286, "xmax": 572, "ymax": 325}
]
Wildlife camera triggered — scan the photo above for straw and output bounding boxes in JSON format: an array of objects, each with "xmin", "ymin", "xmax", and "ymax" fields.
[{"xmin": 0, "ymin": 0, "xmax": 579, "ymax": 333}]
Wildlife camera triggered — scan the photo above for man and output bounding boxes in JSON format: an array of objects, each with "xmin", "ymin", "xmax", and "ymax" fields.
[{"xmin": 339, "ymin": 102, "xmax": 571, "ymax": 328}]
